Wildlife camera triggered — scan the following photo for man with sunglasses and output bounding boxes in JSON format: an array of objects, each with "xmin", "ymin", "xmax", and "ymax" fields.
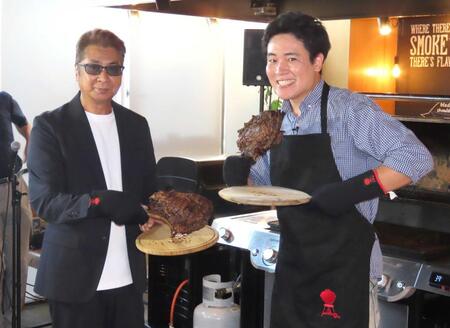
[{"xmin": 28, "ymin": 29, "xmax": 157, "ymax": 328}]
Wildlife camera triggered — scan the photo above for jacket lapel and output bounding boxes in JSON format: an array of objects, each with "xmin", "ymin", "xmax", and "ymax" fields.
[
  {"xmin": 67, "ymin": 94, "xmax": 107, "ymax": 190},
  {"xmin": 113, "ymin": 103, "xmax": 131, "ymax": 193}
]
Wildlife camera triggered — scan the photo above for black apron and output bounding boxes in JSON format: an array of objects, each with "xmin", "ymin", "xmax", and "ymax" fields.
[{"xmin": 269, "ymin": 83, "xmax": 375, "ymax": 328}]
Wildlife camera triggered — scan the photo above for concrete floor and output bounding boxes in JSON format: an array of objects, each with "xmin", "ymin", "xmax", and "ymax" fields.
[
  {"xmin": 22, "ymin": 301, "xmax": 52, "ymax": 328},
  {"xmin": 23, "ymin": 253, "xmax": 149, "ymax": 328},
  {"xmin": 22, "ymin": 258, "xmax": 53, "ymax": 328},
  {"xmin": 21, "ymin": 294, "xmax": 150, "ymax": 328}
]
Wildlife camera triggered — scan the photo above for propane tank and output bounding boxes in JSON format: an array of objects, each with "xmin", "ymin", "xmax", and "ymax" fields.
[{"xmin": 193, "ymin": 274, "xmax": 240, "ymax": 328}]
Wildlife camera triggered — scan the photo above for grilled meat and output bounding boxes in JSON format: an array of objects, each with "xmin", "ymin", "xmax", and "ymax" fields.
[
  {"xmin": 237, "ymin": 110, "xmax": 285, "ymax": 161},
  {"xmin": 147, "ymin": 190, "xmax": 213, "ymax": 237}
]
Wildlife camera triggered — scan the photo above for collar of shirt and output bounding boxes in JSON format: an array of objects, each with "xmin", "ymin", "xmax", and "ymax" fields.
[{"xmin": 280, "ymin": 80, "xmax": 325, "ymax": 135}]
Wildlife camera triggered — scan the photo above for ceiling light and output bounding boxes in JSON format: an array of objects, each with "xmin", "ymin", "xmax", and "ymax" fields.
[
  {"xmin": 392, "ymin": 56, "xmax": 401, "ymax": 78},
  {"xmin": 377, "ymin": 17, "xmax": 392, "ymax": 36}
]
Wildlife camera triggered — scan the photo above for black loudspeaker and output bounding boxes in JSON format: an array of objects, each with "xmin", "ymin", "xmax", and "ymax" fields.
[{"xmin": 243, "ymin": 29, "xmax": 270, "ymax": 86}]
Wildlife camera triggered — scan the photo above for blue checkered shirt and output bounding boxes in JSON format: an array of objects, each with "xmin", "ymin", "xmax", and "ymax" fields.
[{"xmin": 249, "ymin": 80, "xmax": 434, "ymax": 278}]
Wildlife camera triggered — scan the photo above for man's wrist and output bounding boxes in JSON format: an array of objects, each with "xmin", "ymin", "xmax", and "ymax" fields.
[{"xmin": 371, "ymin": 169, "xmax": 388, "ymax": 194}]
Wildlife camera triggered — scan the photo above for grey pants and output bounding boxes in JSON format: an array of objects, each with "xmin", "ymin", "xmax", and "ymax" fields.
[{"xmin": 0, "ymin": 177, "xmax": 32, "ymax": 328}]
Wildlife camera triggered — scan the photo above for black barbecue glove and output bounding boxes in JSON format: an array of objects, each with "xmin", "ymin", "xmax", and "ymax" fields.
[
  {"xmin": 310, "ymin": 170, "xmax": 386, "ymax": 216},
  {"xmin": 223, "ymin": 155, "xmax": 254, "ymax": 186},
  {"xmin": 88, "ymin": 190, "xmax": 148, "ymax": 225}
]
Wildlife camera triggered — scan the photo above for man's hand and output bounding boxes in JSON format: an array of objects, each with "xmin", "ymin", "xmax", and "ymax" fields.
[
  {"xmin": 223, "ymin": 155, "xmax": 254, "ymax": 186},
  {"xmin": 89, "ymin": 190, "xmax": 148, "ymax": 225},
  {"xmin": 310, "ymin": 170, "xmax": 385, "ymax": 216},
  {"xmin": 139, "ymin": 206, "xmax": 161, "ymax": 232}
]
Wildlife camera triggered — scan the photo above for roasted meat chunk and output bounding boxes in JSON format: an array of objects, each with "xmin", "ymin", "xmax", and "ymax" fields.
[
  {"xmin": 147, "ymin": 190, "xmax": 213, "ymax": 237},
  {"xmin": 237, "ymin": 110, "xmax": 285, "ymax": 161}
]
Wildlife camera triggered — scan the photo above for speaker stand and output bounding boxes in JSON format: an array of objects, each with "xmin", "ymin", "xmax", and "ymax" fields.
[{"xmin": 259, "ymin": 85, "xmax": 265, "ymax": 113}]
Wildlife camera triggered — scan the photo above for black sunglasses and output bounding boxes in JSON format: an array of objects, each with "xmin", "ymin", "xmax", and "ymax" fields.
[{"xmin": 78, "ymin": 63, "xmax": 124, "ymax": 76}]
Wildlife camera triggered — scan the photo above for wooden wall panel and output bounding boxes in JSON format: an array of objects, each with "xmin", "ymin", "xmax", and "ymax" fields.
[{"xmin": 348, "ymin": 18, "xmax": 398, "ymax": 114}]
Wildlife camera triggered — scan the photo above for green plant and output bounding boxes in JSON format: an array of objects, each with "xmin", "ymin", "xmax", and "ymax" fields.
[{"xmin": 264, "ymin": 86, "xmax": 282, "ymax": 111}]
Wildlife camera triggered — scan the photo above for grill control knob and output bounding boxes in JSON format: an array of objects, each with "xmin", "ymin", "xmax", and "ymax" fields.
[
  {"xmin": 262, "ymin": 249, "xmax": 278, "ymax": 264},
  {"xmin": 377, "ymin": 274, "xmax": 390, "ymax": 289},
  {"xmin": 218, "ymin": 228, "xmax": 233, "ymax": 242},
  {"xmin": 396, "ymin": 281, "xmax": 406, "ymax": 290}
]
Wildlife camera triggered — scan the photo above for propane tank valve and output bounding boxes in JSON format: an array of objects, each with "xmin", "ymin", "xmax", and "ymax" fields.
[{"xmin": 193, "ymin": 274, "xmax": 240, "ymax": 328}]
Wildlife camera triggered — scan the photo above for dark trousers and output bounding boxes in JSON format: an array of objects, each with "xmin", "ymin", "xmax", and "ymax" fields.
[{"xmin": 48, "ymin": 284, "xmax": 144, "ymax": 328}]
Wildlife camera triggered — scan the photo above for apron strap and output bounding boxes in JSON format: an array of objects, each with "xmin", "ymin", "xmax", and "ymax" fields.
[{"xmin": 320, "ymin": 83, "xmax": 330, "ymax": 134}]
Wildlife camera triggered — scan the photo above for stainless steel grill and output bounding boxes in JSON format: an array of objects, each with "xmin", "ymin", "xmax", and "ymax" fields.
[{"xmin": 212, "ymin": 200, "xmax": 450, "ymax": 327}]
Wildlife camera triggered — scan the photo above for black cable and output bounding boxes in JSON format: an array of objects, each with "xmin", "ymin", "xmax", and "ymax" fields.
[
  {"xmin": 25, "ymin": 291, "xmax": 44, "ymax": 301},
  {"xmin": 2, "ymin": 172, "xmax": 30, "ymax": 328},
  {"xmin": 24, "ymin": 284, "xmax": 45, "ymax": 301},
  {"xmin": 0, "ymin": 179, "xmax": 12, "ymax": 315}
]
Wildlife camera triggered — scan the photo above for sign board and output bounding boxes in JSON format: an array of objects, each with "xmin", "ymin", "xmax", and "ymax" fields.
[{"xmin": 396, "ymin": 15, "xmax": 450, "ymax": 118}]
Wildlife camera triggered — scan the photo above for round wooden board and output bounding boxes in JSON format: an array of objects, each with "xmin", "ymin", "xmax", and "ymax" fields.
[
  {"xmin": 219, "ymin": 186, "xmax": 311, "ymax": 206},
  {"xmin": 136, "ymin": 223, "xmax": 218, "ymax": 256}
]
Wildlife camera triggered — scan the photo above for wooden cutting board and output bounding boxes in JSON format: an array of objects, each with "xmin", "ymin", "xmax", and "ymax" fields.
[
  {"xmin": 219, "ymin": 186, "xmax": 311, "ymax": 206},
  {"xmin": 136, "ymin": 223, "xmax": 218, "ymax": 256}
]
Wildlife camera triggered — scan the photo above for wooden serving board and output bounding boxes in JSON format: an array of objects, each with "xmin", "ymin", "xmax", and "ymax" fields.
[
  {"xmin": 136, "ymin": 223, "xmax": 218, "ymax": 256},
  {"xmin": 219, "ymin": 186, "xmax": 311, "ymax": 206}
]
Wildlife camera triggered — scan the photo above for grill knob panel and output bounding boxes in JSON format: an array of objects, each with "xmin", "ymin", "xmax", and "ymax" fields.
[
  {"xmin": 396, "ymin": 281, "xmax": 406, "ymax": 290},
  {"xmin": 262, "ymin": 249, "xmax": 278, "ymax": 265},
  {"xmin": 377, "ymin": 274, "xmax": 390, "ymax": 289},
  {"xmin": 218, "ymin": 228, "xmax": 233, "ymax": 242}
]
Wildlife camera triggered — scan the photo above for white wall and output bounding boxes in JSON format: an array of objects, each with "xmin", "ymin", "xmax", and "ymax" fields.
[
  {"xmin": 1, "ymin": 0, "xmax": 129, "ymax": 111},
  {"xmin": 0, "ymin": 0, "xmax": 3, "ymax": 88},
  {"xmin": 221, "ymin": 20, "xmax": 268, "ymax": 155},
  {"xmin": 128, "ymin": 12, "xmax": 225, "ymax": 159},
  {"xmin": 1, "ymin": 0, "xmax": 350, "ymax": 161},
  {"xmin": 322, "ymin": 20, "xmax": 350, "ymax": 88},
  {"xmin": 1, "ymin": 0, "xmax": 128, "ymax": 159}
]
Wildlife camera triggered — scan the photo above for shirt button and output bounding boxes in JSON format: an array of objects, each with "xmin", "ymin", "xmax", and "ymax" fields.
[{"xmin": 101, "ymin": 236, "xmax": 107, "ymax": 241}]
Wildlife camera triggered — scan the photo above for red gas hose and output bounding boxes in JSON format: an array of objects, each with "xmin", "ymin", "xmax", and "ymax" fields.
[{"xmin": 169, "ymin": 279, "xmax": 189, "ymax": 328}]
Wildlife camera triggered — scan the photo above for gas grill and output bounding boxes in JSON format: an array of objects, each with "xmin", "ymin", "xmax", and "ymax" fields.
[
  {"xmin": 212, "ymin": 196, "xmax": 450, "ymax": 327},
  {"xmin": 212, "ymin": 210, "xmax": 279, "ymax": 273},
  {"xmin": 211, "ymin": 115, "xmax": 449, "ymax": 327},
  {"xmin": 375, "ymin": 198, "xmax": 450, "ymax": 298}
]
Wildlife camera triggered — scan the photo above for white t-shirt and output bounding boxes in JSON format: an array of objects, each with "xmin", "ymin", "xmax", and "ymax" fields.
[{"xmin": 85, "ymin": 110, "xmax": 133, "ymax": 290}]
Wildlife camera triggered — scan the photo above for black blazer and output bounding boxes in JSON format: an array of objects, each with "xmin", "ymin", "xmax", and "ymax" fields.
[{"xmin": 28, "ymin": 94, "xmax": 157, "ymax": 302}]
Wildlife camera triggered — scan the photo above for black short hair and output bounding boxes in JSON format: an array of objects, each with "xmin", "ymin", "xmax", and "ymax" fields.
[
  {"xmin": 263, "ymin": 12, "xmax": 331, "ymax": 63},
  {"xmin": 75, "ymin": 29, "xmax": 126, "ymax": 65}
]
